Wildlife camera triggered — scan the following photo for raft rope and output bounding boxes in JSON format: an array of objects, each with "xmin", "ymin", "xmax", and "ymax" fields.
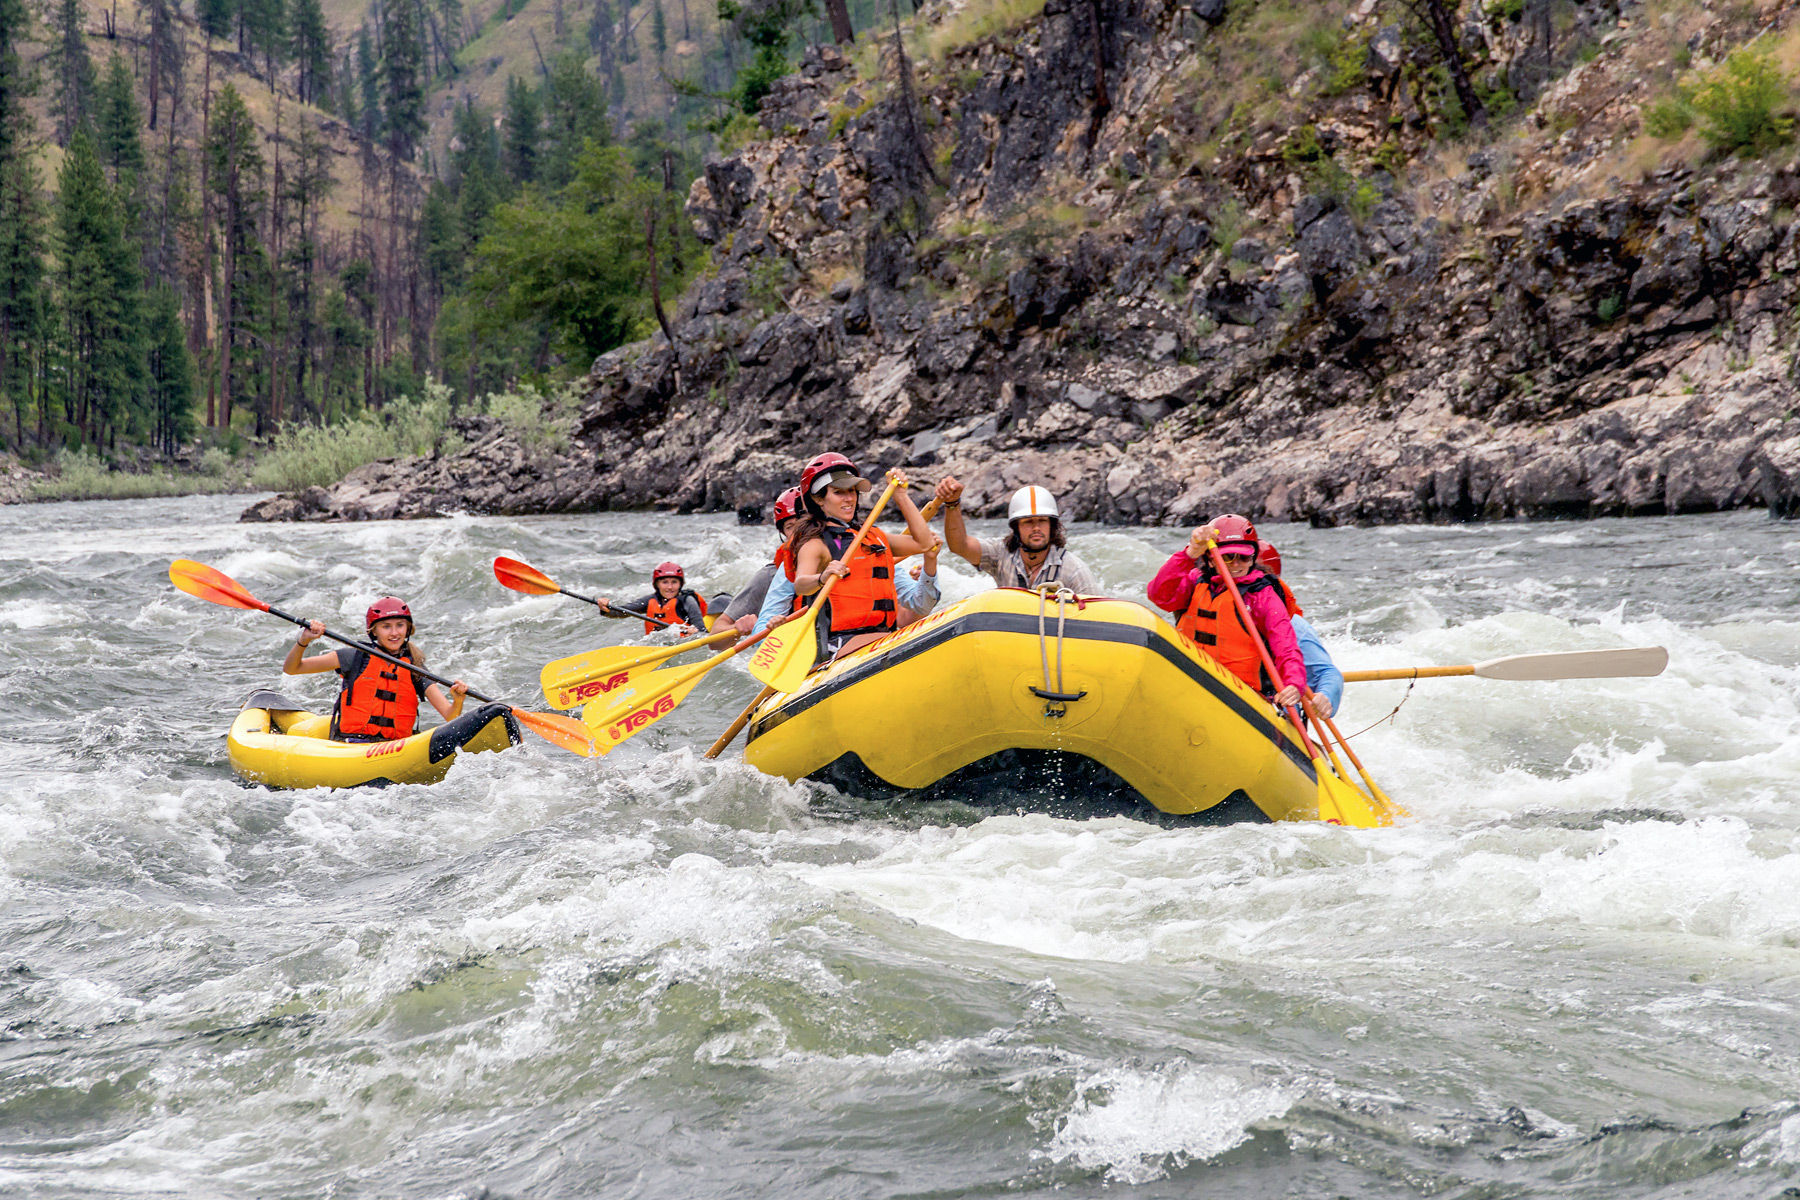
[
  {"xmin": 1340, "ymin": 674, "xmax": 1416, "ymax": 740},
  {"xmin": 1032, "ymin": 584, "xmax": 1086, "ymax": 717}
]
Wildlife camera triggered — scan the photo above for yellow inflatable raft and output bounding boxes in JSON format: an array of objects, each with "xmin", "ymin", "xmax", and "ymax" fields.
[
  {"xmin": 228, "ymin": 690, "xmax": 521, "ymax": 789},
  {"xmin": 744, "ymin": 588, "xmax": 1356, "ymax": 823}
]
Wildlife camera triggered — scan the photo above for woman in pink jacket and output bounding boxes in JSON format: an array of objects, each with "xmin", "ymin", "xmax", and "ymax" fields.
[{"xmin": 1147, "ymin": 514, "xmax": 1305, "ymax": 708}]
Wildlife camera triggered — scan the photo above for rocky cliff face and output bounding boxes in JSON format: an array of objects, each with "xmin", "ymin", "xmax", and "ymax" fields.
[{"xmin": 245, "ymin": 0, "xmax": 1800, "ymax": 527}]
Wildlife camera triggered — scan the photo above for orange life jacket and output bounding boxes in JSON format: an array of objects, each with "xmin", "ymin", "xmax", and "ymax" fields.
[
  {"xmin": 1177, "ymin": 571, "xmax": 1300, "ymax": 693},
  {"xmin": 645, "ymin": 590, "xmax": 707, "ymax": 634},
  {"xmin": 798, "ymin": 520, "xmax": 897, "ymax": 635},
  {"xmin": 334, "ymin": 647, "xmax": 422, "ymax": 740}
]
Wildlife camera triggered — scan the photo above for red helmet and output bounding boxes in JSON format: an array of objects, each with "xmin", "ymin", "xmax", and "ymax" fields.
[
  {"xmin": 365, "ymin": 596, "xmax": 413, "ymax": 632},
  {"xmin": 799, "ymin": 452, "xmax": 870, "ymax": 500},
  {"xmin": 652, "ymin": 561, "xmax": 684, "ymax": 582},
  {"xmin": 1256, "ymin": 539, "xmax": 1282, "ymax": 576},
  {"xmin": 771, "ymin": 486, "xmax": 802, "ymax": 527},
  {"xmin": 1209, "ymin": 514, "xmax": 1259, "ymax": 557}
]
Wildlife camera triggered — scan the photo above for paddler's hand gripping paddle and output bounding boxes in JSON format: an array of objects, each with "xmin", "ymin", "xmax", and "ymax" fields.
[
  {"xmin": 169, "ymin": 560, "xmax": 595, "ymax": 757},
  {"xmin": 1201, "ymin": 540, "xmax": 1394, "ymax": 827}
]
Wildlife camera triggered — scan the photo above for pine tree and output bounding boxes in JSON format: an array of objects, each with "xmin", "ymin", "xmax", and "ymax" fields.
[
  {"xmin": 357, "ymin": 26, "xmax": 382, "ymax": 141},
  {"xmin": 50, "ymin": 0, "xmax": 95, "ymax": 147},
  {"xmin": 242, "ymin": 0, "xmax": 289, "ymax": 88},
  {"xmin": 652, "ymin": 1, "xmax": 667, "ymax": 58},
  {"xmin": 198, "ymin": 0, "xmax": 234, "ymax": 40},
  {"xmin": 0, "ymin": 152, "xmax": 42, "ymax": 445},
  {"xmin": 144, "ymin": 283, "xmax": 194, "ymax": 453},
  {"xmin": 502, "ymin": 75, "xmax": 539, "ymax": 184},
  {"xmin": 289, "ymin": 0, "xmax": 331, "ymax": 106},
  {"xmin": 380, "ymin": 0, "xmax": 425, "ymax": 161},
  {"xmin": 283, "ymin": 122, "xmax": 332, "ymax": 419},
  {"xmin": 540, "ymin": 54, "xmax": 609, "ymax": 188},
  {"xmin": 55, "ymin": 129, "xmax": 142, "ymax": 444},
  {"xmin": 97, "ymin": 54, "xmax": 145, "ymax": 177},
  {"xmin": 206, "ymin": 82, "xmax": 262, "ymax": 431},
  {"xmin": 0, "ymin": 0, "xmax": 43, "ymax": 445}
]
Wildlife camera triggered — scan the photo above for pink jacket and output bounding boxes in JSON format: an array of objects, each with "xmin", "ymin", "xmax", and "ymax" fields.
[{"xmin": 1147, "ymin": 550, "xmax": 1305, "ymax": 690}]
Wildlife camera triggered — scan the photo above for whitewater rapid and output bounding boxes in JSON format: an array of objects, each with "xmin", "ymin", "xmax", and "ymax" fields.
[{"xmin": 3, "ymin": 495, "xmax": 1800, "ymax": 1197}]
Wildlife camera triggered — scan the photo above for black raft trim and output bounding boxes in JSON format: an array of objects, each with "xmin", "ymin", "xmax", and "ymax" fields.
[{"xmin": 746, "ymin": 611, "xmax": 1316, "ymax": 780}]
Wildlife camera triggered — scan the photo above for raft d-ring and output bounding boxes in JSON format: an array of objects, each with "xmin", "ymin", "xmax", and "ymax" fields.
[
  {"xmin": 1029, "ymin": 685, "xmax": 1089, "ymax": 718},
  {"xmin": 1035, "ymin": 584, "xmax": 1082, "ymax": 716}
]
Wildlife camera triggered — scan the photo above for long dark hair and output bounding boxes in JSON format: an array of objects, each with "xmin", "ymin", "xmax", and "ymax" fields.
[
  {"xmin": 1004, "ymin": 517, "xmax": 1066, "ymax": 554},
  {"xmin": 783, "ymin": 490, "xmax": 855, "ymax": 561}
]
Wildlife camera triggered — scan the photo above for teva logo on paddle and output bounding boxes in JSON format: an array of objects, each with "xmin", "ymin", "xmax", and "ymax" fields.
[
  {"xmin": 558, "ymin": 672, "xmax": 631, "ymax": 706},
  {"xmin": 363, "ymin": 740, "xmax": 405, "ymax": 759},
  {"xmin": 750, "ymin": 633, "xmax": 785, "ymax": 669},
  {"xmin": 607, "ymin": 695, "xmax": 674, "ymax": 740}
]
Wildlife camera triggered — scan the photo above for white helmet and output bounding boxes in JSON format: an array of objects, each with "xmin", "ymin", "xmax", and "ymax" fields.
[{"xmin": 1007, "ymin": 485, "xmax": 1059, "ymax": 524}]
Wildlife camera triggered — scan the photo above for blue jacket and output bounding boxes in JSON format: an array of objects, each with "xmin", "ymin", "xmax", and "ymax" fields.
[
  {"xmin": 753, "ymin": 565, "xmax": 940, "ymax": 635},
  {"xmin": 1292, "ymin": 616, "xmax": 1343, "ymax": 714}
]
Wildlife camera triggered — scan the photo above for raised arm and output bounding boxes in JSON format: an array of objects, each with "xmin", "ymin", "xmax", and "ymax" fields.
[
  {"xmin": 884, "ymin": 470, "xmax": 935, "ymax": 557},
  {"xmin": 935, "ymin": 476, "xmax": 982, "ymax": 567}
]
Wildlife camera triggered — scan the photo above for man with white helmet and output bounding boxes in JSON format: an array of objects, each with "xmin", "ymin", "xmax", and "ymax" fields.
[{"xmin": 933, "ymin": 477, "xmax": 1099, "ymax": 594}]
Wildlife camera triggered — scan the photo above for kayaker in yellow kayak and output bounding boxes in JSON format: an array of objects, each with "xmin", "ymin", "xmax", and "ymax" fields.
[
  {"xmin": 283, "ymin": 597, "xmax": 468, "ymax": 742},
  {"xmin": 785, "ymin": 453, "xmax": 935, "ymax": 659},
  {"xmin": 596, "ymin": 562, "xmax": 708, "ymax": 634}
]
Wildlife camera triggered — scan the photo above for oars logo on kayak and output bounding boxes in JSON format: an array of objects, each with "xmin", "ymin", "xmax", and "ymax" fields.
[
  {"xmin": 556, "ymin": 671, "xmax": 632, "ymax": 707},
  {"xmin": 606, "ymin": 694, "xmax": 676, "ymax": 741}
]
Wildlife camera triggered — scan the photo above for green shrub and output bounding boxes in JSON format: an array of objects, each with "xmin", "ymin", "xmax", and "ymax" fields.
[
  {"xmin": 1643, "ymin": 95, "xmax": 1696, "ymax": 138},
  {"xmin": 1690, "ymin": 47, "xmax": 1795, "ymax": 155},
  {"xmin": 1597, "ymin": 292, "xmax": 1623, "ymax": 321},
  {"xmin": 488, "ymin": 384, "xmax": 581, "ymax": 452},
  {"xmin": 30, "ymin": 449, "xmax": 238, "ymax": 502},
  {"xmin": 1210, "ymin": 199, "xmax": 1247, "ymax": 254},
  {"xmin": 250, "ymin": 381, "xmax": 459, "ymax": 493}
]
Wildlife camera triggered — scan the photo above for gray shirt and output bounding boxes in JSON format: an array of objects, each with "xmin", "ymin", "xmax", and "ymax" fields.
[
  {"xmin": 973, "ymin": 537, "xmax": 1099, "ymax": 594},
  {"xmin": 723, "ymin": 562, "xmax": 779, "ymax": 622}
]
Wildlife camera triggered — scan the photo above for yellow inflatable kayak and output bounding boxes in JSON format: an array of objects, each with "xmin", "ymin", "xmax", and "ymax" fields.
[
  {"xmin": 743, "ymin": 589, "xmax": 1376, "ymax": 824},
  {"xmin": 228, "ymin": 690, "xmax": 521, "ymax": 789}
]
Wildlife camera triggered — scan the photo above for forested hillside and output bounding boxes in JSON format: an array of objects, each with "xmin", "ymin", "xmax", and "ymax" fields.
[{"xmin": 0, "ymin": 0, "xmax": 896, "ymax": 472}]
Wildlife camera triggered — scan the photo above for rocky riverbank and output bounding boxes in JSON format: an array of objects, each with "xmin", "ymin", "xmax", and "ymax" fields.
[{"xmin": 245, "ymin": 0, "xmax": 1800, "ymax": 527}]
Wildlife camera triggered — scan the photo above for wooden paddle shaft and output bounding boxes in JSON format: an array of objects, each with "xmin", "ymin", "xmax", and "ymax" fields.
[
  {"xmin": 705, "ymin": 684, "xmax": 776, "ymax": 759},
  {"xmin": 1343, "ymin": 666, "xmax": 1475, "ymax": 682},
  {"xmin": 1203, "ymin": 543, "xmax": 1321, "ymax": 758},
  {"xmin": 798, "ymin": 477, "xmax": 903, "ymax": 618},
  {"xmin": 273, "ymin": 604, "xmax": 502, "ymax": 706}
]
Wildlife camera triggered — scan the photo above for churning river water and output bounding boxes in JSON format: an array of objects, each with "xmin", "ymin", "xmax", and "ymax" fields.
[{"xmin": 5, "ymin": 495, "xmax": 1800, "ymax": 1198}]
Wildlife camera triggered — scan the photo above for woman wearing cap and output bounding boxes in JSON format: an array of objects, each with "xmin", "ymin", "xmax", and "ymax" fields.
[
  {"xmin": 1146, "ymin": 515, "xmax": 1304, "ymax": 709},
  {"xmin": 782, "ymin": 452, "xmax": 935, "ymax": 658},
  {"xmin": 282, "ymin": 598, "xmax": 469, "ymax": 742},
  {"xmin": 933, "ymin": 478, "xmax": 1099, "ymax": 593},
  {"xmin": 595, "ymin": 562, "xmax": 708, "ymax": 634}
]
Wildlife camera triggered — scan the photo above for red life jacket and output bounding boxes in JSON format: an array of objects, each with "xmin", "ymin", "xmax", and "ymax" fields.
[
  {"xmin": 815, "ymin": 521, "xmax": 897, "ymax": 635},
  {"xmin": 334, "ymin": 647, "xmax": 422, "ymax": 740},
  {"xmin": 1177, "ymin": 569, "xmax": 1300, "ymax": 693},
  {"xmin": 645, "ymin": 589, "xmax": 707, "ymax": 634}
]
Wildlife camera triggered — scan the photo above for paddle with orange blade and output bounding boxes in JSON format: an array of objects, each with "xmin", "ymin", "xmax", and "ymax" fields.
[
  {"xmin": 169, "ymin": 560, "xmax": 595, "ymax": 757},
  {"xmin": 492, "ymin": 556, "xmax": 674, "ymax": 628}
]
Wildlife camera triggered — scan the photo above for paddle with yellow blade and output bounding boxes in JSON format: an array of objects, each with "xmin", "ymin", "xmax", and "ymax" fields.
[
  {"xmin": 1202, "ymin": 540, "xmax": 1387, "ymax": 827},
  {"xmin": 538, "ymin": 627, "xmax": 739, "ymax": 709},
  {"xmin": 582, "ymin": 627, "xmax": 778, "ymax": 753},
  {"xmin": 492, "ymin": 556, "xmax": 676, "ymax": 628},
  {"xmin": 745, "ymin": 473, "xmax": 904, "ymax": 694},
  {"xmin": 1342, "ymin": 646, "xmax": 1668, "ymax": 683},
  {"xmin": 168, "ymin": 560, "xmax": 596, "ymax": 757}
]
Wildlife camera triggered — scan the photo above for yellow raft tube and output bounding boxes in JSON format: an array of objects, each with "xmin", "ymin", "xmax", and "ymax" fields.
[
  {"xmin": 744, "ymin": 589, "xmax": 1382, "ymax": 824},
  {"xmin": 228, "ymin": 689, "xmax": 521, "ymax": 789}
]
